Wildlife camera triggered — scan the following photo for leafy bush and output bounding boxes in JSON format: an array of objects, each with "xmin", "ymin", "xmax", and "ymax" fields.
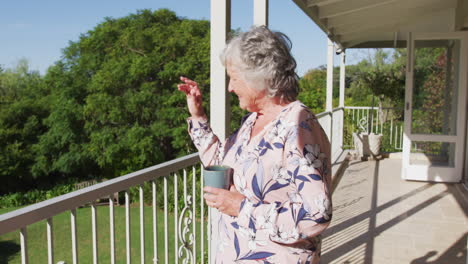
[{"xmin": 0, "ymin": 181, "xmax": 77, "ymax": 208}]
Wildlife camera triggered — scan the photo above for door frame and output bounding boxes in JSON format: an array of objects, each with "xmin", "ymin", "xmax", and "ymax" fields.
[{"xmin": 402, "ymin": 32, "xmax": 468, "ymax": 182}]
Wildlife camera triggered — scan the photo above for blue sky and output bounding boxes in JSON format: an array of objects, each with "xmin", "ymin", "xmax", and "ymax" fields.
[{"xmin": 0, "ymin": 0, "xmax": 365, "ymax": 76}]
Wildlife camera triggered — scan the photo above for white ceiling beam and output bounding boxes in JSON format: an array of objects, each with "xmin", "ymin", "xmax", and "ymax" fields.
[
  {"xmin": 295, "ymin": 0, "xmax": 345, "ymax": 49},
  {"xmin": 307, "ymin": 0, "xmax": 347, "ymax": 8},
  {"xmin": 342, "ymin": 38, "xmax": 405, "ymax": 49},
  {"xmin": 327, "ymin": 0, "xmax": 454, "ymax": 28},
  {"xmin": 341, "ymin": 32, "xmax": 396, "ymax": 47},
  {"xmin": 293, "ymin": 1, "xmax": 330, "ymax": 35},
  {"xmin": 319, "ymin": 0, "xmax": 401, "ymax": 19},
  {"xmin": 336, "ymin": 19, "xmax": 401, "ymax": 37},
  {"xmin": 339, "ymin": 30, "xmax": 392, "ymax": 44},
  {"xmin": 333, "ymin": 6, "xmax": 448, "ymax": 36},
  {"xmin": 337, "ymin": 7, "xmax": 458, "ymax": 47}
]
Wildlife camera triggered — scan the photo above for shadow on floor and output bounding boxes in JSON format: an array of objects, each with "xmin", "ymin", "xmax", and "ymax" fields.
[
  {"xmin": 0, "ymin": 240, "xmax": 20, "ymax": 264},
  {"xmin": 410, "ymin": 232, "xmax": 467, "ymax": 264},
  {"xmin": 322, "ymin": 159, "xmax": 464, "ymax": 263}
]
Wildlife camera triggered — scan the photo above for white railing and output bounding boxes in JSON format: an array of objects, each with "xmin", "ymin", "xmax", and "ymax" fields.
[
  {"xmin": 0, "ymin": 153, "xmax": 207, "ymax": 264},
  {"xmin": 343, "ymin": 106, "xmax": 404, "ymax": 151}
]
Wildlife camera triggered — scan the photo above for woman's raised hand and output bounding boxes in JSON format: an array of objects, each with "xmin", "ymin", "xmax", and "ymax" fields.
[{"xmin": 178, "ymin": 76, "xmax": 206, "ymax": 119}]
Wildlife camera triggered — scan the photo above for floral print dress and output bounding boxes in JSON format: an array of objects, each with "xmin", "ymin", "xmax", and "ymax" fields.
[{"xmin": 188, "ymin": 101, "xmax": 332, "ymax": 264}]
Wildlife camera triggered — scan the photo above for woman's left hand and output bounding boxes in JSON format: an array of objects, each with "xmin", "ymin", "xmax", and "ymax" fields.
[{"xmin": 204, "ymin": 185, "xmax": 246, "ymax": 217}]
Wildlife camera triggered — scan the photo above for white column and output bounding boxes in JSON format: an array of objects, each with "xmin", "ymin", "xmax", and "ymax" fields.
[
  {"xmin": 254, "ymin": 0, "xmax": 268, "ymax": 27},
  {"xmin": 402, "ymin": 32, "xmax": 413, "ymax": 180},
  {"xmin": 336, "ymin": 51, "xmax": 346, "ymax": 161},
  {"xmin": 339, "ymin": 52, "xmax": 345, "ymax": 107},
  {"xmin": 326, "ymin": 38, "xmax": 334, "ymax": 112},
  {"xmin": 210, "ymin": 0, "xmax": 231, "ymax": 140},
  {"xmin": 210, "ymin": 1, "xmax": 230, "ymax": 263},
  {"xmin": 324, "ymin": 38, "xmax": 335, "ymax": 143}
]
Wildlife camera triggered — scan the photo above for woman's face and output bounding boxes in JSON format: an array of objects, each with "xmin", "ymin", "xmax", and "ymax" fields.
[{"xmin": 227, "ymin": 65, "xmax": 264, "ymax": 112}]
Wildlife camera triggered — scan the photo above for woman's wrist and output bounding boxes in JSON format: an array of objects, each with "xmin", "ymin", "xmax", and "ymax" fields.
[{"xmin": 190, "ymin": 113, "xmax": 207, "ymax": 121}]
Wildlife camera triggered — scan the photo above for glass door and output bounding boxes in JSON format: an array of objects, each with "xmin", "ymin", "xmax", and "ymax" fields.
[{"xmin": 402, "ymin": 32, "xmax": 468, "ymax": 182}]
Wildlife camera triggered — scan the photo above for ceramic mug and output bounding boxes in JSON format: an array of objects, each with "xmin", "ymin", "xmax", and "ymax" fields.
[{"xmin": 203, "ymin": 165, "xmax": 232, "ymax": 190}]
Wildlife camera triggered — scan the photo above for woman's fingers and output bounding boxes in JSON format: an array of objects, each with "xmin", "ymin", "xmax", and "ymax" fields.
[
  {"xmin": 180, "ymin": 76, "xmax": 197, "ymax": 86},
  {"xmin": 178, "ymin": 76, "xmax": 206, "ymax": 118},
  {"xmin": 204, "ymin": 186, "xmax": 221, "ymax": 194},
  {"xmin": 177, "ymin": 84, "xmax": 190, "ymax": 94},
  {"xmin": 178, "ymin": 76, "xmax": 201, "ymax": 97},
  {"xmin": 203, "ymin": 192, "xmax": 218, "ymax": 208}
]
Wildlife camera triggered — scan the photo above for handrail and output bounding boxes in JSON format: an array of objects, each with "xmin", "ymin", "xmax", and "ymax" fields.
[
  {"xmin": 316, "ymin": 111, "xmax": 331, "ymax": 118},
  {"xmin": 344, "ymin": 106, "xmax": 401, "ymax": 110},
  {"xmin": 0, "ymin": 153, "xmax": 200, "ymax": 235},
  {"xmin": 315, "ymin": 107, "xmax": 343, "ymax": 118},
  {"xmin": 332, "ymin": 107, "xmax": 345, "ymax": 113}
]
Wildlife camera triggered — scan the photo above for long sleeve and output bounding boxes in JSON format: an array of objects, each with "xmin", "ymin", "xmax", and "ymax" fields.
[
  {"xmin": 235, "ymin": 108, "xmax": 332, "ymax": 250},
  {"xmin": 187, "ymin": 116, "xmax": 222, "ymax": 167},
  {"xmin": 188, "ymin": 114, "xmax": 246, "ymax": 167}
]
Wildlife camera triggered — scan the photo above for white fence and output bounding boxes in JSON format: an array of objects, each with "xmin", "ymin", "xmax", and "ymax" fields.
[
  {"xmin": 343, "ymin": 106, "xmax": 404, "ymax": 151},
  {"xmin": 0, "ymin": 153, "xmax": 206, "ymax": 264}
]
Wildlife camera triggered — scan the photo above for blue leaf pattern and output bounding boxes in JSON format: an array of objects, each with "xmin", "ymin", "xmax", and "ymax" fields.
[
  {"xmin": 239, "ymin": 251, "xmax": 275, "ymax": 260},
  {"xmin": 273, "ymin": 142, "xmax": 284, "ymax": 148},
  {"xmin": 249, "ymin": 218, "xmax": 257, "ymax": 233},
  {"xmin": 296, "ymin": 175, "xmax": 310, "ymax": 182},
  {"xmin": 231, "ymin": 222, "xmax": 239, "ymax": 229},
  {"xmin": 309, "ymin": 174, "xmax": 322, "ymax": 181},
  {"xmin": 296, "ymin": 207, "xmax": 308, "ymax": 225},
  {"xmin": 293, "ymin": 166, "xmax": 299, "ymax": 177},
  {"xmin": 234, "ymin": 233, "xmax": 240, "ymax": 258},
  {"xmin": 298, "ymin": 181, "xmax": 305, "ymax": 191},
  {"xmin": 252, "ymin": 174, "xmax": 263, "ymax": 200}
]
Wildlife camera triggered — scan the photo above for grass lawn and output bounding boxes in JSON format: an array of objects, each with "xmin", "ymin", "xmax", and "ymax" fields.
[{"xmin": 0, "ymin": 205, "xmax": 208, "ymax": 264}]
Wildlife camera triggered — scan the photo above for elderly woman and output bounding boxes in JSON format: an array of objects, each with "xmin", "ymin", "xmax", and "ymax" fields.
[{"xmin": 178, "ymin": 26, "xmax": 331, "ymax": 264}]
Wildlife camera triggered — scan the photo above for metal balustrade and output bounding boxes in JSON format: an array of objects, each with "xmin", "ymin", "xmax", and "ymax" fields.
[{"xmin": 0, "ymin": 153, "xmax": 206, "ymax": 264}]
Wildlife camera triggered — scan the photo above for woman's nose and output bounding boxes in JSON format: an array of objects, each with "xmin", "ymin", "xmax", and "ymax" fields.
[{"xmin": 228, "ymin": 83, "xmax": 234, "ymax": 93}]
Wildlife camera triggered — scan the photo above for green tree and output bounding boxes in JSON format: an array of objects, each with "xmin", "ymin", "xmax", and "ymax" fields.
[
  {"xmin": 0, "ymin": 60, "xmax": 49, "ymax": 193},
  {"xmin": 32, "ymin": 9, "xmax": 212, "ymax": 180},
  {"xmin": 344, "ymin": 49, "xmax": 405, "ymax": 109},
  {"xmin": 298, "ymin": 66, "xmax": 326, "ymax": 113}
]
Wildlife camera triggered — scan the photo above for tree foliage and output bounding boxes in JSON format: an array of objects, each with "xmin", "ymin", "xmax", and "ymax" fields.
[
  {"xmin": 0, "ymin": 9, "xmax": 215, "ymax": 193},
  {"xmin": 298, "ymin": 67, "xmax": 326, "ymax": 113},
  {"xmin": 0, "ymin": 60, "xmax": 49, "ymax": 192}
]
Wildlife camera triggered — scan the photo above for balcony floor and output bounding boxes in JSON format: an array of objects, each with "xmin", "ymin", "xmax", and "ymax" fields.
[{"xmin": 322, "ymin": 158, "xmax": 467, "ymax": 264}]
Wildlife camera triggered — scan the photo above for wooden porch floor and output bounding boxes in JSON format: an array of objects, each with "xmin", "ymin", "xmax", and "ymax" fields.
[{"xmin": 322, "ymin": 158, "xmax": 467, "ymax": 264}]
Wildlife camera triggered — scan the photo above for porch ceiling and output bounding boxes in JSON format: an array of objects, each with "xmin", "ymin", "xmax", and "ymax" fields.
[{"xmin": 293, "ymin": 0, "xmax": 468, "ymax": 49}]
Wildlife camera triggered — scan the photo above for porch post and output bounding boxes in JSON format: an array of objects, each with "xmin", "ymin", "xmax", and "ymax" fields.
[
  {"xmin": 210, "ymin": 0, "xmax": 230, "ymax": 263},
  {"xmin": 254, "ymin": 0, "xmax": 269, "ymax": 27},
  {"xmin": 337, "ymin": 51, "xmax": 346, "ymax": 160},
  {"xmin": 326, "ymin": 38, "xmax": 334, "ymax": 112},
  {"xmin": 210, "ymin": 0, "xmax": 231, "ymax": 140},
  {"xmin": 325, "ymin": 38, "xmax": 334, "ymax": 147},
  {"xmin": 339, "ymin": 52, "xmax": 345, "ymax": 108}
]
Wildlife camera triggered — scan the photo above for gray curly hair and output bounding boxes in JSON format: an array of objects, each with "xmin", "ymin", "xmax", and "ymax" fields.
[{"xmin": 220, "ymin": 26, "xmax": 299, "ymax": 103}]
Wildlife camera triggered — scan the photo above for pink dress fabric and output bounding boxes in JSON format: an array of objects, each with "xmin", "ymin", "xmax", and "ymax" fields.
[{"xmin": 188, "ymin": 101, "xmax": 332, "ymax": 264}]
